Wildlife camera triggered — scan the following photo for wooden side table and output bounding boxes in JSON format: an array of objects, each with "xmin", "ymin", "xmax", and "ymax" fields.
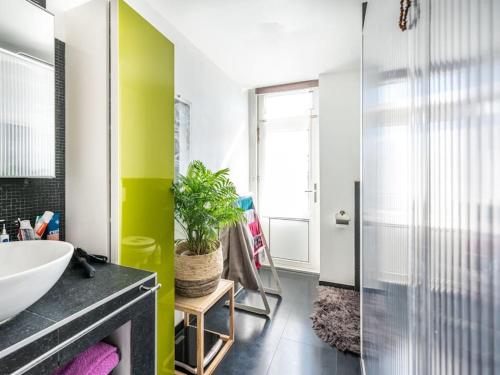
[{"xmin": 175, "ymin": 279, "xmax": 235, "ymax": 375}]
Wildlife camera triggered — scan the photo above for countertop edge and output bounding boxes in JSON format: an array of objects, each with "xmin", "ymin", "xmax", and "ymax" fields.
[{"xmin": 0, "ymin": 272, "xmax": 156, "ymax": 360}]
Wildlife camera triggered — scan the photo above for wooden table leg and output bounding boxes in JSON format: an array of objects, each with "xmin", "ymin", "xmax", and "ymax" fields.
[
  {"xmin": 197, "ymin": 312, "xmax": 205, "ymax": 375},
  {"xmin": 229, "ymin": 286, "xmax": 234, "ymax": 341}
]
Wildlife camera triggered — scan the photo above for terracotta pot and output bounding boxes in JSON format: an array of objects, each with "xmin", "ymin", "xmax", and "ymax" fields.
[{"xmin": 175, "ymin": 241, "xmax": 223, "ymax": 297}]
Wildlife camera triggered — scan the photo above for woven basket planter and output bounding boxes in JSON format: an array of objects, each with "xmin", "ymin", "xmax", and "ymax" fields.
[{"xmin": 175, "ymin": 241, "xmax": 223, "ymax": 298}]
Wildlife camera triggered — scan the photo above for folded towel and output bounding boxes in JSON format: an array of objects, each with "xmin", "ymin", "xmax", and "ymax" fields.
[{"xmin": 52, "ymin": 342, "xmax": 120, "ymax": 375}]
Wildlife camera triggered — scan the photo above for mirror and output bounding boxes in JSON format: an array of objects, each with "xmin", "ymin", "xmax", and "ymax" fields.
[{"xmin": 0, "ymin": 0, "xmax": 55, "ymax": 178}]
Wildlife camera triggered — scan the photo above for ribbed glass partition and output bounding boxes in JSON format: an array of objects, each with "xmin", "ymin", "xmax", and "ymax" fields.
[
  {"xmin": 362, "ymin": 0, "xmax": 500, "ymax": 374},
  {"xmin": 362, "ymin": 1, "xmax": 411, "ymax": 373},
  {"xmin": 0, "ymin": 50, "xmax": 55, "ymax": 177}
]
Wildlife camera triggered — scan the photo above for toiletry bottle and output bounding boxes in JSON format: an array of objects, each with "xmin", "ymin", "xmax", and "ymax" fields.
[
  {"xmin": 46, "ymin": 213, "xmax": 60, "ymax": 240},
  {"xmin": 0, "ymin": 220, "xmax": 9, "ymax": 243},
  {"xmin": 34, "ymin": 211, "xmax": 54, "ymax": 239},
  {"xmin": 18, "ymin": 219, "xmax": 36, "ymax": 241}
]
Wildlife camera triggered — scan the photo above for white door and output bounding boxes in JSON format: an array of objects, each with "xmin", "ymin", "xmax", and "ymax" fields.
[{"xmin": 257, "ymin": 88, "xmax": 319, "ymax": 273}]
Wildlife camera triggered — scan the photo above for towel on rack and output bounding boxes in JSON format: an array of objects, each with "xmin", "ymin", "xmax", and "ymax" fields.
[
  {"xmin": 52, "ymin": 342, "xmax": 120, "ymax": 375},
  {"xmin": 220, "ymin": 221, "xmax": 259, "ymax": 291}
]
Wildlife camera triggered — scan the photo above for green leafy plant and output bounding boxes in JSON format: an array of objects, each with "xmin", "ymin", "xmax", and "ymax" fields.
[{"xmin": 172, "ymin": 160, "xmax": 244, "ymax": 255}]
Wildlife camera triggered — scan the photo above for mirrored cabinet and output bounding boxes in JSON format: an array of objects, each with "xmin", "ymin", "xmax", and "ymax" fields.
[{"xmin": 0, "ymin": 0, "xmax": 55, "ymax": 178}]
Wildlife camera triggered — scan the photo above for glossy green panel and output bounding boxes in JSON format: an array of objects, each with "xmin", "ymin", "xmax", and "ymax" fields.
[{"xmin": 117, "ymin": 1, "xmax": 175, "ymax": 373}]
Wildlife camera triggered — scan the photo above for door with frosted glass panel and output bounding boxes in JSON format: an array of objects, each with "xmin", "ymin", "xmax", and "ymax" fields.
[{"xmin": 257, "ymin": 89, "xmax": 319, "ymax": 272}]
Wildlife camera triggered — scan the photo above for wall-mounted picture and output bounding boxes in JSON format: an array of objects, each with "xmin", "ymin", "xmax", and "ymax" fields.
[{"xmin": 174, "ymin": 97, "xmax": 191, "ymax": 178}]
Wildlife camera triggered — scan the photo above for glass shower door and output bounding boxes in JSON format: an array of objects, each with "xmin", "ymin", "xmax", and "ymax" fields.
[{"xmin": 362, "ymin": 0, "xmax": 500, "ymax": 374}]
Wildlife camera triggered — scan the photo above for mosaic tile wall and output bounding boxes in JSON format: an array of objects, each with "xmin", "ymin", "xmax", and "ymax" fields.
[{"xmin": 0, "ymin": 3, "xmax": 65, "ymax": 240}]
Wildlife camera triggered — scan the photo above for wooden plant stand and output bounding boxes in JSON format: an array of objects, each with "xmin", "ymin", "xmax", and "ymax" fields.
[{"xmin": 175, "ymin": 279, "xmax": 235, "ymax": 375}]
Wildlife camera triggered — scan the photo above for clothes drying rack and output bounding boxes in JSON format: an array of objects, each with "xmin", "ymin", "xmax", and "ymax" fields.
[{"xmin": 225, "ymin": 195, "xmax": 282, "ymax": 316}]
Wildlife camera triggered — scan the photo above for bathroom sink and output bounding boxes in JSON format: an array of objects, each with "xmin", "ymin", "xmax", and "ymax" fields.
[{"xmin": 0, "ymin": 241, "xmax": 73, "ymax": 324}]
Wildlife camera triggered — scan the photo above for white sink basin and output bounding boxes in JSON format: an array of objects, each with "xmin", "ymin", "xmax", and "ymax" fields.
[{"xmin": 0, "ymin": 241, "xmax": 73, "ymax": 324}]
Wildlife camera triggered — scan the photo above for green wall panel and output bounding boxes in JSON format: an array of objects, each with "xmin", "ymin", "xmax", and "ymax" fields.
[{"xmin": 117, "ymin": 1, "xmax": 175, "ymax": 373}]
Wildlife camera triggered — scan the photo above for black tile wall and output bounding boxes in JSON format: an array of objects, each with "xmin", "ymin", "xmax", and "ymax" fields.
[{"xmin": 0, "ymin": 34, "xmax": 65, "ymax": 240}]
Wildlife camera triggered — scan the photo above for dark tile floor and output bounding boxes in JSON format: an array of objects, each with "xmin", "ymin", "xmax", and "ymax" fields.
[{"xmin": 203, "ymin": 269, "xmax": 361, "ymax": 375}]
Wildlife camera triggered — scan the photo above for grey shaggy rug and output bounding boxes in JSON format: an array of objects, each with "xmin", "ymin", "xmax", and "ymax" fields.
[{"xmin": 311, "ymin": 286, "xmax": 360, "ymax": 354}]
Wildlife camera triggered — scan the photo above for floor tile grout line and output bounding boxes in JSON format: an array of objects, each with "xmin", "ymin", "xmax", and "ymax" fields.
[
  {"xmin": 278, "ymin": 335, "xmax": 337, "ymax": 351},
  {"xmin": 265, "ymin": 294, "xmax": 296, "ymax": 375}
]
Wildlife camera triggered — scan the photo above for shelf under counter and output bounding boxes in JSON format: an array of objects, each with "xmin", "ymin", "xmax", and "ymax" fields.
[{"xmin": 0, "ymin": 263, "xmax": 158, "ymax": 375}]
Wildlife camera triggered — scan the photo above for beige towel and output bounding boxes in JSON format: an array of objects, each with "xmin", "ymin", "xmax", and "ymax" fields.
[{"xmin": 220, "ymin": 222, "xmax": 259, "ymax": 291}]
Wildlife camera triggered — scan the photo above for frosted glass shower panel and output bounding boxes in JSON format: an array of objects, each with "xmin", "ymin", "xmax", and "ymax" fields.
[{"xmin": 0, "ymin": 50, "xmax": 55, "ymax": 177}]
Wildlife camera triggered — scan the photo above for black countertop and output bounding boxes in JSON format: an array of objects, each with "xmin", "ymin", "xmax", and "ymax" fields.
[{"xmin": 0, "ymin": 263, "xmax": 155, "ymax": 360}]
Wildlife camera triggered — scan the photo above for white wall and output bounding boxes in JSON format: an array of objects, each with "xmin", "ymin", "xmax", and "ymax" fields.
[
  {"xmin": 123, "ymin": 0, "xmax": 249, "ymax": 193},
  {"xmin": 319, "ymin": 67, "xmax": 360, "ymax": 285},
  {"xmin": 64, "ymin": 1, "xmax": 109, "ymax": 257}
]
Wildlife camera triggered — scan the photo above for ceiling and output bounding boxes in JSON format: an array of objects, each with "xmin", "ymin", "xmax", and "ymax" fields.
[
  {"xmin": 145, "ymin": 0, "xmax": 361, "ymax": 88},
  {"xmin": 48, "ymin": 0, "xmax": 361, "ymax": 88}
]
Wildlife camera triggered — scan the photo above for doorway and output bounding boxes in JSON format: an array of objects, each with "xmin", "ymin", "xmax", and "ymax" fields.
[{"xmin": 256, "ymin": 87, "xmax": 320, "ymax": 273}]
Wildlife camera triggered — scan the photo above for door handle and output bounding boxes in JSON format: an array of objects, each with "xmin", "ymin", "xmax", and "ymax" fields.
[{"xmin": 306, "ymin": 185, "xmax": 318, "ymax": 203}]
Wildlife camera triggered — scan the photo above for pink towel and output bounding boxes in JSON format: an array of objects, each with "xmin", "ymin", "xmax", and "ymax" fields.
[
  {"xmin": 53, "ymin": 342, "xmax": 120, "ymax": 375},
  {"xmin": 247, "ymin": 221, "xmax": 263, "ymax": 269}
]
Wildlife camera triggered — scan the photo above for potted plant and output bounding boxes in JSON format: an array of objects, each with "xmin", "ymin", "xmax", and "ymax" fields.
[{"xmin": 172, "ymin": 160, "xmax": 243, "ymax": 297}]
